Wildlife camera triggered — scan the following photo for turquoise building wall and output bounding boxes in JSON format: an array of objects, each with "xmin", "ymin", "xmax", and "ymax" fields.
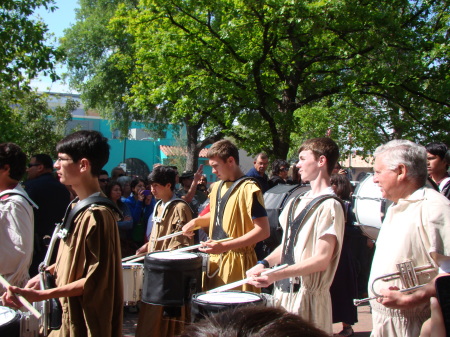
[{"xmin": 69, "ymin": 116, "xmax": 214, "ymax": 180}]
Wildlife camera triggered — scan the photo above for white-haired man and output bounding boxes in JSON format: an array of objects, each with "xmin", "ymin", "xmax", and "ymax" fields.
[{"xmin": 369, "ymin": 140, "xmax": 450, "ymax": 337}]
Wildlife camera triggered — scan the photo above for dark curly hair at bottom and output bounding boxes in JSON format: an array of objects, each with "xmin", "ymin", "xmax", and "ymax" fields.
[{"xmin": 179, "ymin": 305, "xmax": 328, "ymax": 337}]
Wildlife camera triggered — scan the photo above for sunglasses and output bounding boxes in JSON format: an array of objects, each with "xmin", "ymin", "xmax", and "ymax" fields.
[
  {"xmin": 280, "ymin": 167, "xmax": 290, "ymax": 172},
  {"xmin": 99, "ymin": 178, "xmax": 110, "ymax": 183},
  {"xmin": 27, "ymin": 163, "xmax": 41, "ymax": 168}
]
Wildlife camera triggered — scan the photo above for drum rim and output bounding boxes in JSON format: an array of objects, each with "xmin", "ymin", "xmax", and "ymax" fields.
[{"xmin": 122, "ymin": 263, "xmax": 144, "ymax": 269}]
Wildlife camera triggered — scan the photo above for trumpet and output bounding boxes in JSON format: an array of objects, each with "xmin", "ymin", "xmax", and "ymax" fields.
[{"xmin": 353, "ymin": 260, "xmax": 435, "ymax": 306}]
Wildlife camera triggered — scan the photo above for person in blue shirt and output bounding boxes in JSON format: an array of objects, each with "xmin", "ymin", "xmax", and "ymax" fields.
[
  {"xmin": 246, "ymin": 152, "xmax": 270, "ymax": 193},
  {"xmin": 124, "ymin": 177, "xmax": 155, "ymax": 245}
]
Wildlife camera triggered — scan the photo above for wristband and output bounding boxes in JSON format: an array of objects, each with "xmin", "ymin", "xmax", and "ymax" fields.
[{"xmin": 257, "ymin": 259, "xmax": 270, "ymax": 268}]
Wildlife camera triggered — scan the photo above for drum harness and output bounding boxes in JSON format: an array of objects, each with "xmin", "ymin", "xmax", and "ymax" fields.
[
  {"xmin": 38, "ymin": 195, "xmax": 122, "ymax": 336},
  {"xmin": 148, "ymin": 198, "xmax": 193, "ymax": 252},
  {"xmin": 276, "ymin": 192, "xmax": 345, "ymax": 294},
  {"xmin": 208, "ymin": 176, "xmax": 256, "ymax": 279},
  {"xmin": 0, "ymin": 189, "xmax": 39, "ymax": 209}
]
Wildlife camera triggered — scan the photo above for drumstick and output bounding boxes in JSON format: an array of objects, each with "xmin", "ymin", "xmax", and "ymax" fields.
[
  {"xmin": 126, "ymin": 238, "xmax": 234, "ymax": 262},
  {"xmin": 207, "ymin": 264, "xmax": 289, "ymax": 293},
  {"xmin": 127, "ymin": 255, "xmax": 146, "ymax": 263},
  {"xmin": 170, "ymin": 237, "xmax": 234, "ymax": 253},
  {"xmin": 156, "ymin": 226, "xmax": 201, "ymax": 241},
  {"xmin": 122, "ymin": 252, "xmax": 147, "ymax": 262},
  {"xmin": 0, "ymin": 275, "xmax": 42, "ymax": 319}
]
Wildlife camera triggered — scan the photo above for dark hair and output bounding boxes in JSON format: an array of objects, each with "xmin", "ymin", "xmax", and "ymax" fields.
[
  {"xmin": 426, "ymin": 142, "xmax": 448, "ymax": 168},
  {"xmin": 105, "ymin": 181, "xmax": 127, "ymax": 208},
  {"xmin": 180, "ymin": 306, "xmax": 328, "ymax": 337},
  {"xmin": 299, "ymin": 137, "xmax": 339, "ymax": 175},
  {"xmin": 32, "ymin": 154, "xmax": 54, "ymax": 170},
  {"xmin": 207, "ymin": 139, "xmax": 240, "ymax": 165},
  {"xmin": 148, "ymin": 166, "xmax": 176, "ymax": 191},
  {"xmin": 55, "ymin": 130, "xmax": 109, "ymax": 177},
  {"xmin": 271, "ymin": 159, "xmax": 289, "ymax": 175},
  {"xmin": 0, "ymin": 143, "xmax": 27, "ymax": 181},
  {"xmin": 99, "ymin": 169, "xmax": 109, "ymax": 176},
  {"xmin": 130, "ymin": 177, "xmax": 146, "ymax": 190},
  {"xmin": 331, "ymin": 174, "xmax": 352, "ymax": 201},
  {"xmin": 105, "ymin": 181, "xmax": 121, "ymax": 199}
]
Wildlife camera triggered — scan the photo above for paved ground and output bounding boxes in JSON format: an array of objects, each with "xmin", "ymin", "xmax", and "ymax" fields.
[
  {"xmin": 123, "ymin": 307, "xmax": 138, "ymax": 337},
  {"xmin": 123, "ymin": 304, "xmax": 373, "ymax": 336},
  {"xmin": 333, "ymin": 305, "xmax": 372, "ymax": 336}
]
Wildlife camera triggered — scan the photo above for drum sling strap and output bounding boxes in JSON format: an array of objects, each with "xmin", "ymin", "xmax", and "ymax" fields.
[
  {"xmin": 60, "ymin": 196, "xmax": 123, "ymax": 237},
  {"xmin": 212, "ymin": 176, "xmax": 256, "ymax": 240},
  {"xmin": 0, "ymin": 189, "xmax": 38, "ymax": 208},
  {"xmin": 276, "ymin": 193, "xmax": 344, "ymax": 293},
  {"xmin": 39, "ymin": 196, "xmax": 123, "ymax": 333},
  {"xmin": 149, "ymin": 198, "xmax": 193, "ymax": 251}
]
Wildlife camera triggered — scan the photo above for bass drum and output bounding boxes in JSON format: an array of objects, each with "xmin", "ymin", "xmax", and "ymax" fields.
[{"xmin": 352, "ymin": 173, "xmax": 391, "ymax": 241}]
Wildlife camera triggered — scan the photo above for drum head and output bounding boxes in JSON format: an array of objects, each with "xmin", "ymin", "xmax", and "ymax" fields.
[
  {"xmin": 352, "ymin": 173, "xmax": 391, "ymax": 240},
  {"xmin": 0, "ymin": 306, "xmax": 17, "ymax": 324},
  {"xmin": 197, "ymin": 292, "xmax": 262, "ymax": 304},
  {"xmin": 191, "ymin": 291, "xmax": 265, "ymax": 323},
  {"xmin": 149, "ymin": 251, "xmax": 198, "ymax": 260}
]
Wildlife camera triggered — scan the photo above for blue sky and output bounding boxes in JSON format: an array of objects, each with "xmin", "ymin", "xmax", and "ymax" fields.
[{"xmin": 30, "ymin": 0, "xmax": 79, "ymax": 93}]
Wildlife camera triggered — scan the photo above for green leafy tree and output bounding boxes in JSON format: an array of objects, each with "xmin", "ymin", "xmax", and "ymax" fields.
[
  {"xmin": 114, "ymin": 0, "xmax": 448, "ymax": 159},
  {"xmin": 0, "ymin": 0, "xmax": 62, "ymax": 93},
  {"xmin": 0, "ymin": 91, "xmax": 77, "ymax": 157},
  {"xmin": 62, "ymin": 0, "xmax": 227, "ymax": 171},
  {"xmin": 0, "ymin": 0, "xmax": 71, "ymax": 155}
]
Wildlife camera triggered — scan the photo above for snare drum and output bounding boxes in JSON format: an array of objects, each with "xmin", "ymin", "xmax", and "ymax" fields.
[
  {"xmin": 191, "ymin": 291, "xmax": 266, "ymax": 322},
  {"xmin": 352, "ymin": 173, "xmax": 391, "ymax": 240},
  {"xmin": 0, "ymin": 306, "xmax": 20, "ymax": 337},
  {"xmin": 122, "ymin": 262, "xmax": 144, "ymax": 306},
  {"xmin": 142, "ymin": 251, "xmax": 202, "ymax": 307}
]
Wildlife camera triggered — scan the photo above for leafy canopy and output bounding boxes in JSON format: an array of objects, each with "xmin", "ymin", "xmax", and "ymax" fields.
[{"xmin": 0, "ymin": 0, "xmax": 62, "ymax": 92}]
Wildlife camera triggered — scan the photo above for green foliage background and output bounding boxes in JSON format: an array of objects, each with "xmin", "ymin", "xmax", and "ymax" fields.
[{"xmin": 62, "ymin": 0, "xmax": 449, "ymax": 166}]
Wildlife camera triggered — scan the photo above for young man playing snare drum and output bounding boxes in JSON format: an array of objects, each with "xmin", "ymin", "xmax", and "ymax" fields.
[
  {"xmin": 182, "ymin": 139, "xmax": 270, "ymax": 292},
  {"xmin": 135, "ymin": 165, "xmax": 194, "ymax": 337},
  {"xmin": 247, "ymin": 137, "xmax": 345, "ymax": 336}
]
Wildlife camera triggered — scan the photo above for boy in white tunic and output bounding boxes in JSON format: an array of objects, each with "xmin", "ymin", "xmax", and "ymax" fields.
[
  {"xmin": 0, "ymin": 143, "xmax": 35, "ymax": 292},
  {"xmin": 247, "ymin": 137, "xmax": 345, "ymax": 335}
]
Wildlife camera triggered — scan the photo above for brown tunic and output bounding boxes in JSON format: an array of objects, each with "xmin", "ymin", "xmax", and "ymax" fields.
[
  {"xmin": 147, "ymin": 199, "xmax": 194, "ymax": 252},
  {"xmin": 49, "ymin": 203, "xmax": 123, "ymax": 337},
  {"xmin": 136, "ymin": 199, "xmax": 194, "ymax": 337}
]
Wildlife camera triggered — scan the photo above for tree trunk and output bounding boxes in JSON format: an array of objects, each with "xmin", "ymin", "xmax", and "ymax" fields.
[{"xmin": 185, "ymin": 123, "xmax": 200, "ymax": 172}]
